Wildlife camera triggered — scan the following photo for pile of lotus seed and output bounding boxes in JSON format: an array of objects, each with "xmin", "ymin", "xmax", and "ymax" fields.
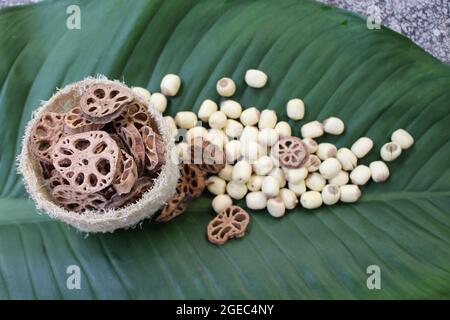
[{"xmin": 135, "ymin": 69, "xmax": 414, "ymax": 245}]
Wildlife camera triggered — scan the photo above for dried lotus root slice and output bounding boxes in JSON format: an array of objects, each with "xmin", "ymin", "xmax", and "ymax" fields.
[
  {"xmin": 155, "ymin": 192, "xmax": 192, "ymax": 223},
  {"xmin": 190, "ymin": 138, "xmax": 226, "ymax": 174},
  {"xmin": 48, "ymin": 169, "xmax": 70, "ymax": 189},
  {"xmin": 107, "ymin": 177, "xmax": 153, "ymax": 209},
  {"xmin": 113, "ymin": 102, "xmax": 156, "ymax": 132},
  {"xmin": 119, "ymin": 124, "xmax": 146, "ymax": 173},
  {"xmin": 80, "ymin": 83, "xmax": 133, "ymax": 123},
  {"xmin": 109, "ymin": 133, "xmax": 126, "ymax": 150},
  {"xmin": 52, "ymin": 185, "xmax": 108, "ymax": 212},
  {"xmin": 140, "ymin": 125, "xmax": 166, "ymax": 173},
  {"xmin": 40, "ymin": 162, "xmax": 55, "ymax": 179},
  {"xmin": 112, "ymin": 149, "xmax": 138, "ymax": 195},
  {"xmin": 207, "ymin": 206, "xmax": 250, "ymax": 245},
  {"xmin": 64, "ymin": 106, "xmax": 104, "ymax": 134},
  {"xmin": 178, "ymin": 164, "xmax": 207, "ymax": 198},
  {"xmin": 29, "ymin": 112, "xmax": 65, "ymax": 163},
  {"xmin": 271, "ymin": 136, "xmax": 309, "ymax": 169},
  {"xmin": 51, "ymin": 131, "xmax": 120, "ymax": 193}
]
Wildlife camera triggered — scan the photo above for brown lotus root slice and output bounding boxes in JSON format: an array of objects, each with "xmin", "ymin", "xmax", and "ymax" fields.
[
  {"xmin": 113, "ymin": 101, "xmax": 156, "ymax": 132},
  {"xmin": 140, "ymin": 125, "xmax": 166, "ymax": 172},
  {"xmin": 207, "ymin": 206, "xmax": 250, "ymax": 245},
  {"xmin": 106, "ymin": 177, "xmax": 153, "ymax": 209},
  {"xmin": 190, "ymin": 138, "xmax": 226, "ymax": 174},
  {"xmin": 155, "ymin": 192, "xmax": 192, "ymax": 223},
  {"xmin": 52, "ymin": 185, "xmax": 108, "ymax": 213},
  {"xmin": 48, "ymin": 169, "xmax": 70, "ymax": 189},
  {"xmin": 64, "ymin": 106, "xmax": 104, "ymax": 134},
  {"xmin": 80, "ymin": 83, "xmax": 133, "ymax": 123},
  {"xmin": 51, "ymin": 131, "xmax": 120, "ymax": 193},
  {"xmin": 112, "ymin": 149, "xmax": 138, "ymax": 195},
  {"xmin": 271, "ymin": 136, "xmax": 309, "ymax": 169},
  {"xmin": 29, "ymin": 112, "xmax": 65, "ymax": 163},
  {"xmin": 119, "ymin": 123, "xmax": 146, "ymax": 173},
  {"xmin": 178, "ymin": 164, "xmax": 207, "ymax": 198}
]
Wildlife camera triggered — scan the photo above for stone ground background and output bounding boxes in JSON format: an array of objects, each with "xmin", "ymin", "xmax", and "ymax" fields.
[{"xmin": 0, "ymin": 0, "xmax": 448, "ymax": 63}]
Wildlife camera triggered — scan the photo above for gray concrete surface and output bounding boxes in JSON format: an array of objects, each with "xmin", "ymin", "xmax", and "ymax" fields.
[{"xmin": 1, "ymin": 0, "xmax": 448, "ymax": 63}]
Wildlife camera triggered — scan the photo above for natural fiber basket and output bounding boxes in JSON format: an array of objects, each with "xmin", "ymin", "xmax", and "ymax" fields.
[{"xmin": 17, "ymin": 76, "xmax": 179, "ymax": 233}]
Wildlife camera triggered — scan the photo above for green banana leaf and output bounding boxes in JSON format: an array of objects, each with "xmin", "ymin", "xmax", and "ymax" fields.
[{"xmin": 0, "ymin": 0, "xmax": 449, "ymax": 299}]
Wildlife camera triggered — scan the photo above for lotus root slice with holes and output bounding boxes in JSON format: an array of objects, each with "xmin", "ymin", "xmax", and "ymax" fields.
[
  {"xmin": 80, "ymin": 84, "xmax": 133, "ymax": 123},
  {"xmin": 271, "ymin": 136, "xmax": 309, "ymax": 169},
  {"xmin": 190, "ymin": 138, "xmax": 226, "ymax": 174},
  {"xmin": 155, "ymin": 192, "xmax": 192, "ymax": 223},
  {"xmin": 119, "ymin": 123, "xmax": 146, "ymax": 173},
  {"xmin": 29, "ymin": 112, "xmax": 65, "ymax": 163},
  {"xmin": 113, "ymin": 149, "xmax": 138, "ymax": 195},
  {"xmin": 113, "ymin": 101, "xmax": 157, "ymax": 132},
  {"xmin": 40, "ymin": 162, "xmax": 55, "ymax": 179},
  {"xmin": 51, "ymin": 131, "xmax": 120, "ymax": 193},
  {"xmin": 106, "ymin": 177, "xmax": 153, "ymax": 209},
  {"xmin": 207, "ymin": 206, "xmax": 250, "ymax": 245},
  {"xmin": 48, "ymin": 169, "xmax": 70, "ymax": 189},
  {"xmin": 178, "ymin": 164, "xmax": 207, "ymax": 198},
  {"xmin": 64, "ymin": 106, "xmax": 104, "ymax": 134},
  {"xmin": 140, "ymin": 125, "xmax": 166, "ymax": 173},
  {"xmin": 52, "ymin": 185, "xmax": 108, "ymax": 212}
]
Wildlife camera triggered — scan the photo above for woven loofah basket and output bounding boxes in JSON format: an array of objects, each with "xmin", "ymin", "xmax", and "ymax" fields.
[{"xmin": 17, "ymin": 76, "xmax": 179, "ymax": 233}]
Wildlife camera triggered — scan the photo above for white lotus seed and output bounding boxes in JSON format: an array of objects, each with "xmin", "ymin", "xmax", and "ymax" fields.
[
  {"xmin": 216, "ymin": 77, "xmax": 236, "ymax": 97},
  {"xmin": 323, "ymin": 117, "xmax": 345, "ymax": 135},
  {"xmin": 270, "ymin": 167, "xmax": 286, "ymax": 188},
  {"xmin": 132, "ymin": 86, "xmax": 151, "ymax": 101},
  {"xmin": 247, "ymin": 175, "xmax": 264, "ymax": 192},
  {"xmin": 224, "ymin": 140, "xmax": 241, "ymax": 162},
  {"xmin": 163, "ymin": 116, "xmax": 178, "ymax": 137},
  {"xmin": 336, "ymin": 147, "xmax": 357, "ymax": 171},
  {"xmin": 301, "ymin": 120, "xmax": 324, "ymax": 139},
  {"xmin": 319, "ymin": 158, "xmax": 342, "ymax": 179},
  {"xmin": 258, "ymin": 128, "xmax": 279, "ymax": 146},
  {"xmin": 288, "ymin": 180, "xmax": 306, "ymax": 196},
  {"xmin": 339, "ymin": 185, "xmax": 361, "ymax": 203},
  {"xmin": 286, "ymin": 167, "xmax": 308, "ymax": 184},
  {"xmin": 245, "ymin": 69, "xmax": 268, "ymax": 88},
  {"xmin": 186, "ymin": 126, "xmax": 207, "ymax": 142},
  {"xmin": 175, "ymin": 111, "xmax": 197, "ymax": 129},
  {"xmin": 351, "ymin": 137, "xmax": 373, "ymax": 158},
  {"xmin": 198, "ymin": 99, "xmax": 218, "ymax": 122},
  {"xmin": 279, "ymin": 188, "xmax": 298, "ymax": 210},
  {"xmin": 350, "ymin": 165, "xmax": 371, "ymax": 186},
  {"xmin": 267, "ymin": 197, "xmax": 286, "ymax": 218},
  {"xmin": 258, "ymin": 109, "xmax": 277, "ymax": 129},
  {"xmin": 321, "ymin": 184, "xmax": 341, "ymax": 205},
  {"xmin": 212, "ymin": 194, "xmax": 233, "ymax": 214},
  {"xmin": 380, "ymin": 142, "xmax": 402, "ymax": 162},
  {"xmin": 177, "ymin": 142, "xmax": 190, "ymax": 162},
  {"xmin": 274, "ymin": 121, "xmax": 292, "ymax": 138},
  {"xmin": 391, "ymin": 129, "xmax": 414, "ymax": 150},
  {"xmin": 286, "ymin": 98, "xmax": 305, "ymax": 120},
  {"xmin": 300, "ymin": 191, "xmax": 323, "ymax": 209},
  {"xmin": 207, "ymin": 176, "xmax": 226, "ymax": 195},
  {"xmin": 240, "ymin": 140, "xmax": 260, "ymax": 162},
  {"xmin": 316, "ymin": 143, "xmax": 337, "ymax": 160},
  {"xmin": 204, "ymin": 128, "xmax": 228, "ymax": 149},
  {"xmin": 245, "ymin": 191, "xmax": 267, "ymax": 210},
  {"xmin": 149, "ymin": 92, "xmax": 167, "ymax": 113},
  {"xmin": 253, "ymin": 156, "xmax": 274, "ymax": 176},
  {"xmin": 305, "ymin": 155, "xmax": 321, "ymax": 172},
  {"xmin": 328, "ymin": 170, "xmax": 349, "ymax": 186},
  {"xmin": 305, "ymin": 172, "xmax": 326, "ymax": 191},
  {"xmin": 240, "ymin": 107, "xmax": 260, "ymax": 126},
  {"xmin": 302, "ymin": 138, "xmax": 318, "ymax": 154},
  {"xmin": 226, "ymin": 181, "xmax": 248, "ymax": 200},
  {"xmin": 240, "ymin": 125, "xmax": 259, "ymax": 143},
  {"xmin": 232, "ymin": 160, "xmax": 252, "ymax": 184},
  {"xmin": 262, "ymin": 176, "xmax": 280, "ymax": 197},
  {"xmin": 225, "ymin": 119, "xmax": 243, "ymax": 138},
  {"xmin": 218, "ymin": 164, "xmax": 233, "ymax": 181},
  {"xmin": 208, "ymin": 111, "xmax": 228, "ymax": 129},
  {"xmin": 160, "ymin": 74, "xmax": 181, "ymax": 97},
  {"xmin": 220, "ymin": 100, "xmax": 242, "ymax": 119},
  {"xmin": 369, "ymin": 161, "xmax": 390, "ymax": 183}
]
